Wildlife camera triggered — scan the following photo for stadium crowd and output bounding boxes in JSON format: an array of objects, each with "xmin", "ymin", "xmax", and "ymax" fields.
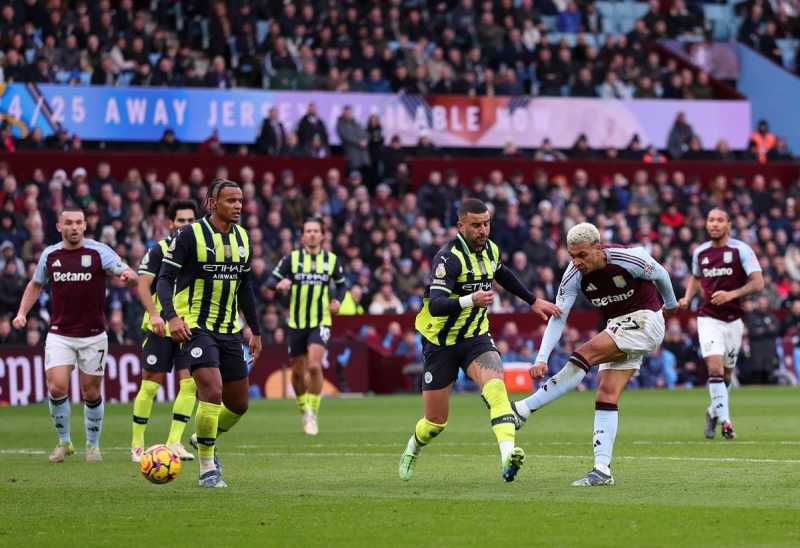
[
  {"xmin": 0, "ymin": 0, "xmax": 735, "ymax": 100},
  {"xmin": 0, "ymin": 152, "xmax": 798, "ymax": 387}
]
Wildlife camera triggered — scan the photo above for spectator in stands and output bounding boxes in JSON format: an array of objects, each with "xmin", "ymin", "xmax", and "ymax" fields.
[
  {"xmin": 157, "ymin": 129, "xmax": 185, "ymax": 153},
  {"xmin": 0, "ymin": 315, "xmax": 22, "ymax": 345},
  {"xmin": 256, "ymin": 107, "xmax": 288, "ymax": 156},
  {"xmin": 204, "ymin": 56, "xmax": 233, "ymax": 89},
  {"xmin": 742, "ymin": 296, "xmax": 781, "ymax": 383},
  {"xmin": 296, "ymin": 102, "xmax": 329, "ymax": 153},
  {"xmin": 750, "ymin": 119, "xmax": 777, "ymax": 163},
  {"xmin": 534, "ymin": 138, "xmax": 567, "ymax": 161},
  {"xmin": 91, "ymin": 55, "xmax": 118, "ymax": 86},
  {"xmin": 599, "ymin": 71, "xmax": 631, "ymax": 99},
  {"xmin": 366, "ymin": 114, "xmax": 384, "ymax": 185},
  {"xmin": 0, "ymin": 258, "xmax": 24, "ymax": 316},
  {"xmin": 337, "ymin": 105, "xmax": 369, "ymax": 173},
  {"xmin": 767, "ymin": 137, "xmax": 794, "ymax": 161},
  {"xmin": 368, "ymin": 284, "xmax": 405, "ymax": 314}
]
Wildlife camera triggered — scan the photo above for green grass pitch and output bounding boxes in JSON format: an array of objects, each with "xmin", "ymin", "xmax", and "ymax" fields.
[{"xmin": 1, "ymin": 387, "xmax": 798, "ymax": 547}]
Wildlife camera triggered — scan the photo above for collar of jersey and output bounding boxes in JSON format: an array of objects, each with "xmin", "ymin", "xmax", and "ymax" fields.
[
  {"xmin": 201, "ymin": 215, "xmax": 235, "ymax": 235},
  {"xmin": 456, "ymin": 233, "xmax": 486, "ymax": 256}
]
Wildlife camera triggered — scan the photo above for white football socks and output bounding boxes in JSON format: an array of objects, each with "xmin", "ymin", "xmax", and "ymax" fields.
[
  {"xmin": 516, "ymin": 362, "xmax": 587, "ymax": 418},
  {"xmin": 708, "ymin": 377, "xmax": 730, "ymax": 423},
  {"xmin": 593, "ymin": 404, "xmax": 619, "ymax": 472},
  {"xmin": 49, "ymin": 396, "xmax": 71, "ymax": 444},
  {"xmin": 84, "ymin": 397, "xmax": 104, "ymax": 448}
]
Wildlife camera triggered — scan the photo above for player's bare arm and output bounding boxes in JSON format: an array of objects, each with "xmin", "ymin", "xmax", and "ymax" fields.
[
  {"xmin": 710, "ymin": 271, "xmax": 765, "ymax": 305},
  {"xmin": 137, "ymin": 274, "xmax": 165, "ymax": 337},
  {"xmin": 119, "ymin": 268, "xmax": 138, "ymax": 287},
  {"xmin": 12, "ymin": 280, "xmax": 43, "ymax": 329},
  {"xmin": 679, "ymin": 275, "xmax": 701, "ymax": 309}
]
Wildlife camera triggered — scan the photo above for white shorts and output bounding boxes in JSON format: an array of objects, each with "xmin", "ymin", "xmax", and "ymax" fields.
[
  {"xmin": 599, "ymin": 309, "xmax": 665, "ymax": 371},
  {"xmin": 697, "ymin": 316, "xmax": 743, "ymax": 369},
  {"xmin": 45, "ymin": 332, "xmax": 109, "ymax": 376}
]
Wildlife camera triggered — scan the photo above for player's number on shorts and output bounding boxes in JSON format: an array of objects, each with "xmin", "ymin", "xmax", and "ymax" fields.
[
  {"xmin": 96, "ymin": 349, "xmax": 105, "ymax": 372},
  {"xmin": 610, "ymin": 318, "xmax": 641, "ymax": 334},
  {"xmin": 319, "ymin": 326, "xmax": 331, "ymax": 343}
]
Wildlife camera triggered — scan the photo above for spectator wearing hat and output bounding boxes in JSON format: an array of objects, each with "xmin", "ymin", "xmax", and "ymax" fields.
[{"xmin": 750, "ymin": 119, "xmax": 777, "ymax": 164}]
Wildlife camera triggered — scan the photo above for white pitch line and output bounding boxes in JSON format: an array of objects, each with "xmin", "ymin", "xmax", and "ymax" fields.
[{"xmin": 6, "ymin": 448, "xmax": 796, "ymax": 465}]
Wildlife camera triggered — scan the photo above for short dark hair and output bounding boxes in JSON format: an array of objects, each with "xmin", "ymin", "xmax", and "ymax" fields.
[
  {"xmin": 708, "ymin": 207, "xmax": 730, "ymax": 222},
  {"xmin": 303, "ymin": 216, "xmax": 324, "ymax": 233},
  {"xmin": 167, "ymin": 199, "xmax": 198, "ymax": 221},
  {"xmin": 457, "ymin": 198, "xmax": 489, "ymax": 219}
]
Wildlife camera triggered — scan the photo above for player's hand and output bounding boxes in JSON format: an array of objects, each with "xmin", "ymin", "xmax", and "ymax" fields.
[
  {"xmin": 529, "ymin": 362, "xmax": 548, "ymax": 380},
  {"xmin": 276, "ymin": 278, "xmax": 292, "ymax": 292},
  {"xmin": 678, "ymin": 297, "xmax": 690, "ymax": 310},
  {"xmin": 249, "ymin": 334, "xmax": 262, "ymax": 360},
  {"xmin": 12, "ymin": 314, "xmax": 26, "ymax": 330},
  {"xmin": 329, "ymin": 299, "xmax": 341, "ymax": 314},
  {"xmin": 150, "ymin": 315, "xmax": 166, "ymax": 338},
  {"xmin": 711, "ymin": 290, "xmax": 735, "ymax": 305},
  {"xmin": 471, "ymin": 290, "xmax": 495, "ymax": 308},
  {"xmin": 531, "ymin": 299, "xmax": 561, "ymax": 321},
  {"xmin": 168, "ymin": 317, "xmax": 191, "ymax": 343},
  {"xmin": 662, "ymin": 306, "xmax": 679, "ymax": 319},
  {"xmin": 120, "ymin": 269, "xmax": 138, "ymax": 287}
]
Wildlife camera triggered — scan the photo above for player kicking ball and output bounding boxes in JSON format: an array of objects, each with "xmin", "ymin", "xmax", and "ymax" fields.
[
  {"xmin": 131, "ymin": 200, "xmax": 199, "ymax": 462},
  {"xmin": 512, "ymin": 223, "xmax": 678, "ymax": 486},
  {"xmin": 679, "ymin": 209, "xmax": 763, "ymax": 440},
  {"xmin": 13, "ymin": 208, "xmax": 138, "ymax": 463}
]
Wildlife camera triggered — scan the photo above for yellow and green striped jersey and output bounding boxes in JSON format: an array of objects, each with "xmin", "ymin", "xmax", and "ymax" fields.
[
  {"xmin": 161, "ymin": 216, "xmax": 252, "ymax": 334},
  {"xmin": 138, "ymin": 237, "xmax": 173, "ymax": 336},
  {"xmin": 271, "ymin": 249, "xmax": 346, "ymax": 329},
  {"xmin": 415, "ymin": 234, "xmax": 501, "ymax": 346}
]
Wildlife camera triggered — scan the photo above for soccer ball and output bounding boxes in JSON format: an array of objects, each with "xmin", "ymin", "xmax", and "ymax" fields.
[{"xmin": 139, "ymin": 444, "xmax": 181, "ymax": 484}]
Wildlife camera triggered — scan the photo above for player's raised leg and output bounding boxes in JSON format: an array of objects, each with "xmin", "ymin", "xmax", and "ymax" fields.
[
  {"xmin": 513, "ymin": 352, "xmax": 591, "ymax": 423},
  {"xmin": 166, "ymin": 369, "xmax": 197, "ymax": 460},
  {"xmin": 399, "ymin": 386, "xmax": 449, "ymax": 481},
  {"xmin": 45, "ymin": 363, "xmax": 74, "ymax": 463},
  {"xmin": 467, "ymin": 351, "xmax": 525, "ymax": 482}
]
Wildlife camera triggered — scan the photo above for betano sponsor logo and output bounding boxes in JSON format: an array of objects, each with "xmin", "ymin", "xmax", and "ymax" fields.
[
  {"xmin": 591, "ymin": 289, "xmax": 635, "ymax": 307},
  {"xmin": 53, "ymin": 271, "xmax": 92, "ymax": 282},
  {"xmin": 702, "ymin": 267, "xmax": 733, "ymax": 277}
]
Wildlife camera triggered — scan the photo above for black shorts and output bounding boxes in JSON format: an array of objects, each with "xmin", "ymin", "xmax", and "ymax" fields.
[
  {"xmin": 184, "ymin": 328, "xmax": 247, "ymax": 382},
  {"xmin": 287, "ymin": 326, "xmax": 331, "ymax": 358},
  {"xmin": 421, "ymin": 334, "xmax": 499, "ymax": 390},
  {"xmin": 142, "ymin": 333, "xmax": 189, "ymax": 373}
]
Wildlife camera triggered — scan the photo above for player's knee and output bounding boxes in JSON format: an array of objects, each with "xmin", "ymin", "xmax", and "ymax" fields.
[
  {"xmin": 567, "ymin": 351, "xmax": 592, "ymax": 373},
  {"xmin": 81, "ymin": 385, "xmax": 101, "ymax": 402},
  {"xmin": 425, "ymin": 412, "xmax": 448, "ymax": 425},
  {"xmin": 47, "ymin": 382, "xmax": 68, "ymax": 399}
]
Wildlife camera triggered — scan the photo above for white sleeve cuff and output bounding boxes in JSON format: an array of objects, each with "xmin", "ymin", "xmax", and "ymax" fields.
[{"xmin": 458, "ymin": 294, "xmax": 474, "ymax": 309}]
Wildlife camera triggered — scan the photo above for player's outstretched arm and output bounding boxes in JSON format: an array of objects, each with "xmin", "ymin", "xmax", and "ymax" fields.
[
  {"xmin": 534, "ymin": 268, "xmax": 579, "ymax": 367},
  {"xmin": 12, "ymin": 280, "xmax": 43, "ymax": 330}
]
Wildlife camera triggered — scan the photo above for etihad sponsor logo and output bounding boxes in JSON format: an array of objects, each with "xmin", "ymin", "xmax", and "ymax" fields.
[
  {"xmin": 53, "ymin": 271, "xmax": 92, "ymax": 282},
  {"xmin": 702, "ymin": 267, "xmax": 733, "ymax": 278},
  {"xmin": 591, "ymin": 289, "xmax": 635, "ymax": 307},
  {"xmin": 293, "ymin": 272, "xmax": 330, "ymax": 284},
  {"xmin": 462, "ymin": 281, "xmax": 493, "ymax": 292}
]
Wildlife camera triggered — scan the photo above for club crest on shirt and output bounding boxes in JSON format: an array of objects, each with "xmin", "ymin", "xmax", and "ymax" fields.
[
  {"xmin": 239, "ymin": 246, "xmax": 246, "ymax": 256},
  {"xmin": 81, "ymin": 255, "xmax": 92, "ymax": 268},
  {"xmin": 613, "ymin": 275, "xmax": 626, "ymax": 288},
  {"xmin": 723, "ymin": 251, "xmax": 732, "ymax": 263},
  {"xmin": 224, "ymin": 245, "xmax": 232, "ymax": 259},
  {"xmin": 435, "ymin": 263, "xmax": 446, "ymax": 278}
]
